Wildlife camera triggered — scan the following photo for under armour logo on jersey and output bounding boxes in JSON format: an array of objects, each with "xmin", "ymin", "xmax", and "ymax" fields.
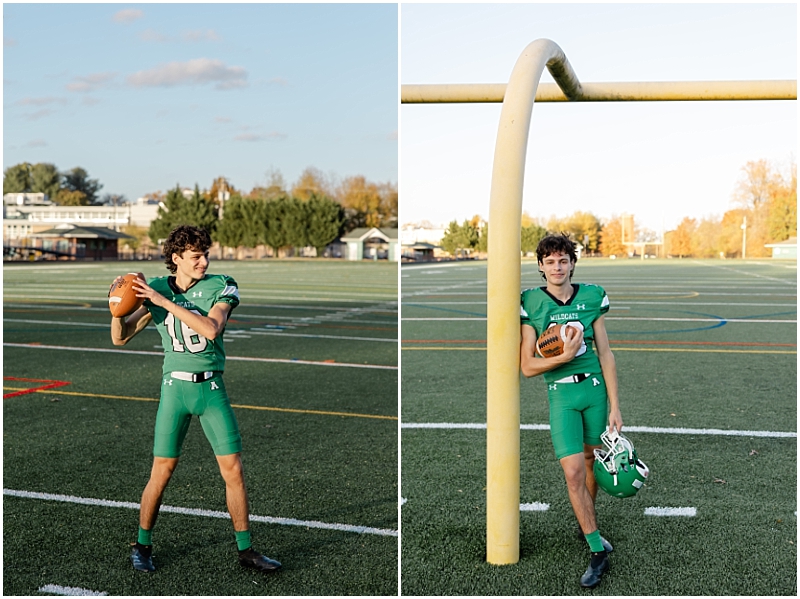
[
  {"xmin": 192, "ymin": 291, "xmax": 203, "ymax": 297},
  {"xmin": 592, "ymin": 377, "xmax": 600, "ymax": 386},
  {"xmin": 549, "ymin": 384, "xmax": 557, "ymax": 391},
  {"xmin": 577, "ymin": 303, "xmax": 586, "ymax": 310},
  {"xmin": 210, "ymin": 381, "xmax": 219, "ymax": 390},
  {"xmin": 164, "ymin": 379, "xmax": 173, "ymax": 386}
]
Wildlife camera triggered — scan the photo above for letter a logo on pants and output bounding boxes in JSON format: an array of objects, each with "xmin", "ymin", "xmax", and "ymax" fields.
[{"xmin": 210, "ymin": 381, "xmax": 219, "ymax": 390}]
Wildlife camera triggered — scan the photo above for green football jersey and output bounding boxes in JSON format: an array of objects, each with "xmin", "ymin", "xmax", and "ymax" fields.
[
  {"xmin": 144, "ymin": 274, "xmax": 240, "ymax": 375},
  {"xmin": 520, "ymin": 283, "xmax": 610, "ymax": 383}
]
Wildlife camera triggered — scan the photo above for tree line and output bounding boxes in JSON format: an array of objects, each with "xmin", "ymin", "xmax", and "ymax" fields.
[
  {"xmin": 3, "ymin": 162, "xmax": 105, "ymax": 205},
  {"xmin": 436, "ymin": 159, "xmax": 796, "ymax": 259},
  {"xmin": 147, "ymin": 185, "xmax": 346, "ymax": 257},
  {"xmin": 4, "ymin": 162, "xmax": 398, "ymax": 256}
]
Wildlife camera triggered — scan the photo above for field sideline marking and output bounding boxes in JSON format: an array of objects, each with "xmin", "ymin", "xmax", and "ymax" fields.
[
  {"xmin": 37, "ymin": 584, "xmax": 107, "ymax": 596},
  {"xmin": 401, "ymin": 422, "xmax": 796, "ymax": 438},
  {"xmin": 402, "ymin": 347, "xmax": 796, "ymax": 355},
  {"xmin": 2, "ymin": 387, "xmax": 396, "ymax": 420},
  {"xmin": 4, "ymin": 488, "xmax": 398, "ymax": 537},
  {"xmin": 3, "ymin": 342, "xmax": 397, "ymax": 370}
]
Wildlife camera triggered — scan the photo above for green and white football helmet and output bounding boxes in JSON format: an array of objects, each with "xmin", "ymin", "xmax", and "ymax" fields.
[{"xmin": 593, "ymin": 429, "xmax": 649, "ymax": 498}]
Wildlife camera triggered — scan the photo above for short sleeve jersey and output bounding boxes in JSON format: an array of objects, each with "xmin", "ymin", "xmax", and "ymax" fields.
[
  {"xmin": 144, "ymin": 274, "xmax": 239, "ymax": 375},
  {"xmin": 520, "ymin": 283, "xmax": 610, "ymax": 383}
]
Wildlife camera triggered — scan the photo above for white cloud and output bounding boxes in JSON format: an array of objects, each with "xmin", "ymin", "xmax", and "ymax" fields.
[
  {"xmin": 113, "ymin": 9, "xmax": 144, "ymax": 23},
  {"xmin": 215, "ymin": 116, "xmax": 233, "ymax": 123},
  {"xmin": 268, "ymin": 77, "xmax": 289, "ymax": 86},
  {"xmin": 66, "ymin": 72, "xmax": 117, "ymax": 93},
  {"xmin": 23, "ymin": 110, "xmax": 54, "ymax": 121},
  {"xmin": 16, "ymin": 97, "xmax": 67, "ymax": 107},
  {"xmin": 183, "ymin": 29, "xmax": 221, "ymax": 42},
  {"xmin": 234, "ymin": 132, "xmax": 287, "ymax": 142},
  {"xmin": 26, "ymin": 139, "xmax": 47, "ymax": 148},
  {"xmin": 127, "ymin": 58, "xmax": 248, "ymax": 90},
  {"xmin": 388, "ymin": 129, "xmax": 398, "ymax": 141},
  {"xmin": 4, "ymin": 37, "xmax": 17, "ymax": 47}
]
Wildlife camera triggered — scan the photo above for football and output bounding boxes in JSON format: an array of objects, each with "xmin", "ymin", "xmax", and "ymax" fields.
[
  {"xmin": 108, "ymin": 273, "xmax": 144, "ymax": 317},
  {"xmin": 536, "ymin": 324, "xmax": 573, "ymax": 358}
]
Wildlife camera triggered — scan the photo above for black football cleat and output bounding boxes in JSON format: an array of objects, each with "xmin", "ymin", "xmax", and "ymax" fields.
[
  {"xmin": 131, "ymin": 543, "xmax": 155, "ymax": 573},
  {"xmin": 579, "ymin": 550, "xmax": 609, "ymax": 589},
  {"xmin": 238, "ymin": 547, "xmax": 282, "ymax": 572}
]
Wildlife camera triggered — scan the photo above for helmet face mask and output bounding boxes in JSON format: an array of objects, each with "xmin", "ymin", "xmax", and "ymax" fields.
[{"xmin": 593, "ymin": 429, "xmax": 649, "ymax": 498}]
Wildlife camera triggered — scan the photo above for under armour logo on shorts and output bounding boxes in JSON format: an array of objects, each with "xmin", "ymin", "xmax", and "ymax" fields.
[
  {"xmin": 549, "ymin": 384, "xmax": 557, "ymax": 391},
  {"xmin": 592, "ymin": 377, "xmax": 600, "ymax": 386},
  {"xmin": 210, "ymin": 381, "xmax": 219, "ymax": 390},
  {"xmin": 164, "ymin": 379, "xmax": 173, "ymax": 386}
]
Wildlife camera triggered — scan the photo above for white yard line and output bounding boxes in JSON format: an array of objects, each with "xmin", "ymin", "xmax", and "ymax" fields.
[
  {"xmin": 401, "ymin": 422, "xmax": 796, "ymax": 438},
  {"xmin": 5, "ymin": 488, "xmax": 397, "ymax": 537},
  {"xmin": 37, "ymin": 585, "xmax": 107, "ymax": 596},
  {"xmin": 645, "ymin": 507, "xmax": 697, "ymax": 517}
]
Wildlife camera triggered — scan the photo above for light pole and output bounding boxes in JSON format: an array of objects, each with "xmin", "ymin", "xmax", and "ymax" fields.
[{"xmin": 741, "ymin": 215, "xmax": 747, "ymax": 259}]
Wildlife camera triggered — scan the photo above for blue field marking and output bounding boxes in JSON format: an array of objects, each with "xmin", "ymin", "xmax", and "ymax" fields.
[{"xmin": 607, "ymin": 308, "xmax": 728, "ymax": 334}]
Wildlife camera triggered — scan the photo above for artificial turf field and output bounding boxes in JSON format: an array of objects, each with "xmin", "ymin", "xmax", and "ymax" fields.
[
  {"xmin": 3, "ymin": 259, "xmax": 398, "ymax": 596},
  {"xmin": 401, "ymin": 258, "xmax": 797, "ymax": 596}
]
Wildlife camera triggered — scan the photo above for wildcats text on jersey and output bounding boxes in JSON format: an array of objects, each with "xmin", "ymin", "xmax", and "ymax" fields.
[{"xmin": 550, "ymin": 312, "xmax": 580, "ymax": 322}]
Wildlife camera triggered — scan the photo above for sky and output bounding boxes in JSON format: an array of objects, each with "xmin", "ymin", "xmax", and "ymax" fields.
[
  {"xmin": 401, "ymin": 3, "xmax": 797, "ymax": 234},
  {"xmin": 3, "ymin": 3, "xmax": 398, "ymax": 202}
]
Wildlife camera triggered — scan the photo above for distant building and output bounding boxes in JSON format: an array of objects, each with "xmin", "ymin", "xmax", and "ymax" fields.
[
  {"xmin": 3, "ymin": 192, "xmax": 52, "ymax": 207},
  {"xmin": 130, "ymin": 197, "xmax": 161, "ymax": 227},
  {"xmin": 7, "ymin": 223, "xmax": 134, "ymax": 261},
  {"xmin": 401, "ymin": 223, "xmax": 447, "ymax": 246},
  {"xmin": 764, "ymin": 237, "xmax": 797, "ymax": 259},
  {"xmin": 341, "ymin": 227, "xmax": 399, "ymax": 261}
]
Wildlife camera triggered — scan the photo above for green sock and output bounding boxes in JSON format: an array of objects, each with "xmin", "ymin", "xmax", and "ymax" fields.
[
  {"xmin": 585, "ymin": 530, "xmax": 604, "ymax": 553},
  {"xmin": 137, "ymin": 527, "xmax": 152, "ymax": 546},
  {"xmin": 235, "ymin": 530, "xmax": 252, "ymax": 551}
]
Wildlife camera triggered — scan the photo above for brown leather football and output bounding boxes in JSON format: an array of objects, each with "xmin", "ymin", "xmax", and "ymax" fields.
[
  {"xmin": 108, "ymin": 273, "xmax": 144, "ymax": 317},
  {"xmin": 536, "ymin": 324, "xmax": 570, "ymax": 358}
]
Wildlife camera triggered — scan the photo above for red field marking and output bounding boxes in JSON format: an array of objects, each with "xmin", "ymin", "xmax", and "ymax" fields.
[{"xmin": 3, "ymin": 377, "xmax": 71, "ymax": 399}]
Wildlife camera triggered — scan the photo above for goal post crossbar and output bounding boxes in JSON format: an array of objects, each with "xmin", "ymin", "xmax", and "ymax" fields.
[{"xmin": 401, "ymin": 80, "xmax": 797, "ymax": 103}]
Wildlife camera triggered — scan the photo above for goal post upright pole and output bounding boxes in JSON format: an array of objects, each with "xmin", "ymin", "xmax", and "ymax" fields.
[{"xmin": 485, "ymin": 39, "xmax": 582, "ymax": 565}]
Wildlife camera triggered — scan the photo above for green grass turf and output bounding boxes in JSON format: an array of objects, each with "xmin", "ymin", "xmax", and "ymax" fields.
[
  {"xmin": 401, "ymin": 258, "xmax": 797, "ymax": 595},
  {"xmin": 3, "ymin": 260, "xmax": 398, "ymax": 596}
]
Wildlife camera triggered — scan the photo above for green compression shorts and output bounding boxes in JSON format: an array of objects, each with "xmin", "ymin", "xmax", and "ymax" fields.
[
  {"xmin": 153, "ymin": 372, "xmax": 242, "ymax": 458},
  {"xmin": 546, "ymin": 374, "xmax": 608, "ymax": 460}
]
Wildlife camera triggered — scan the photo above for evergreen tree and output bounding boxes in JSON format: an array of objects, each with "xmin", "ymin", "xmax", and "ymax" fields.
[
  {"xmin": 263, "ymin": 196, "xmax": 291, "ymax": 256},
  {"xmin": 148, "ymin": 185, "xmax": 219, "ymax": 244},
  {"xmin": 29, "ymin": 163, "xmax": 61, "ymax": 200},
  {"xmin": 306, "ymin": 194, "xmax": 344, "ymax": 256},
  {"xmin": 3, "ymin": 163, "xmax": 32, "ymax": 194},
  {"xmin": 520, "ymin": 223, "xmax": 546, "ymax": 255},
  {"xmin": 62, "ymin": 167, "xmax": 102, "ymax": 204},
  {"xmin": 284, "ymin": 197, "xmax": 310, "ymax": 251}
]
